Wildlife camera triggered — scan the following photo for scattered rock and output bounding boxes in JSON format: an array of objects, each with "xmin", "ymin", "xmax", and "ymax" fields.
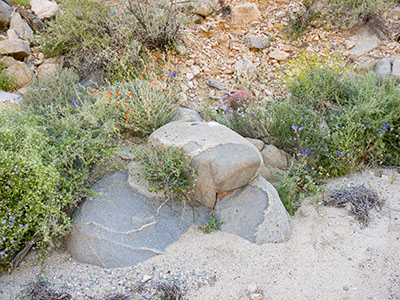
[
  {"xmin": 261, "ymin": 145, "xmax": 291, "ymax": 170},
  {"xmin": 275, "ymin": 10, "xmax": 286, "ymax": 18},
  {"xmin": 348, "ymin": 24, "xmax": 381, "ymax": 57},
  {"xmin": 37, "ymin": 62, "xmax": 58, "ymax": 79},
  {"xmin": 191, "ymin": 65, "xmax": 201, "ymax": 76},
  {"xmin": 232, "ymin": 3, "xmax": 261, "ymax": 24},
  {"xmin": 173, "ymin": 107, "xmax": 203, "ymax": 123},
  {"xmin": 186, "ymin": 72, "xmax": 194, "ymax": 80},
  {"xmin": 269, "ymin": 49, "xmax": 290, "ymax": 61},
  {"xmin": 215, "ymin": 176, "xmax": 292, "ymax": 244},
  {"xmin": 7, "ymin": 29, "xmax": 19, "ymax": 40},
  {"xmin": 67, "ymin": 170, "xmax": 209, "ymax": 268},
  {"xmin": 10, "ymin": 12, "xmax": 33, "ymax": 41},
  {"xmin": 374, "ymin": 57, "xmax": 392, "ymax": 79},
  {"xmin": 391, "ymin": 6, "xmax": 400, "ymax": 19},
  {"xmin": 234, "ymin": 59, "xmax": 256, "ymax": 77},
  {"xmin": 15, "ymin": 5, "xmax": 45, "ymax": 32},
  {"xmin": 0, "ymin": 0, "xmax": 12, "ymax": 28},
  {"xmin": 207, "ymin": 80, "xmax": 226, "ymax": 90},
  {"xmin": 260, "ymin": 164, "xmax": 283, "ymax": 183},
  {"xmin": 245, "ymin": 138, "xmax": 264, "ymax": 152},
  {"xmin": 141, "ymin": 275, "xmax": 152, "ymax": 283},
  {"xmin": 4, "ymin": 61, "xmax": 33, "ymax": 88},
  {"xmin": 115, "ymin": 146, "xmax": 136, "ymax": 161},
  {"xmin": 0, "ymin": 55, "xmax": 17, "ymax": 68},
  {"xmin": 356, "ymin": 58, "xmax": 377, "ymax": 72},
  {"xmin": 30, "ymin": 0, "xmax": 59, "ymax": 19},
  {"xmin": 391, "ymin": 58, "xmax": 400, "ymax": 81},
  {"xmin": 344, "ymin": 40, "xmax": 355, "ymax": 50},
  {"xmin": 150, "ymin": 121, "xmax": 263, "ymax": 208},
  {"xmin": 196, "ymin": 6, "xmax": 213, "ymax": 18},
  {"xmin": 250, "ymin": 293, "xmax": 263, "ymax": 300},
  {"xmin": 0, "ymin": 38, "xmax": 31, "ymax": 60},
  {"xmin": 0, "ymin": 90, "xmax": 21, "ymax": 107},
  {"xmin": 244, "ymin": 35, "xmax": 270, "ymax": 50}
]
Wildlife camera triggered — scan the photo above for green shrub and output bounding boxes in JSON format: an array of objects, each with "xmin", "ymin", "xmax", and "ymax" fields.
[
  {"xmin": 8, "ymin": 0, "xmax": 30, "ymax": 6},
  {"xmin": 0, "ymin": 110, "xmax": 69, "ymax": 271},
  {"xmin": 126, "ymin": 0, "xmax": 184, "ymax": 50},
  {"xmin": 0, "ymin": 69, "xmax": 118, "ymax": 271},
  {"xmin": 134, "ymin": 143, "xmax": 196, "ymax": 203},
  {"xmin": 285, "ymin": 0, "xmax": 321, "ymax": 40},
  {"xmin": 41, "ymin": 0, "xmax": 140, "ymax": 79},
  {"xmin": 0, "ymin": 62, "xmax": 17, "ymax": 92},
  {"xmin": 326, "ymin": 0, "xmax": 391, "ymax": 28},
  {"xmin": 199, "ymin": 217, "xmax": 223, "ymax": 233},
  {"xmin": 101, "ymin": 56, "xmax": 180, "ymax": 136}
]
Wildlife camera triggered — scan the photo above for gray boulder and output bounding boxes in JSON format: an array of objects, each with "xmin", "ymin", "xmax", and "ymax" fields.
[
  {"xmin": 150, "ymin": 121, "xmax": 263, "ymax": 208},
  {"xmin": 245, "ymin": 138, "xmax": 264, "ymax": 152},
  {"xmin": 215, "ymin": 176, "xmax": 292, "ymax": 244},
  {"xmin": 173, "ymin": 107, "xmax": 203, "ymax": 122},
  {"xmin": 0, "ymin": 0, "xmax": 12, "ymax": 28},
  {"xmin": 0, "ymin": 38, "xmax": 31, "ymax": 60},
  {"xmin": 66, "ymin": 170, "xmax": 210, "ymax": 268},
  {"xmin": 30, "ymin": 0, "xmax": 59, "ymax": 19},
  {"xmin": 391, "ymin": 58, "xmax": 400, "ymax": 81},
  {"xmin": 374, "ymin": 57, "xmax": 392, "ymax": 79},
  {"xmin": 244, "ymin": 35, "xmax": 270, "ymax": 50},
  {"xmin": 10, "ymin": 12, "xmax": 33, "ymax": 41},
  {"xmin": 348, "ymin": 25, "xmax": 381, "ymax": 58}
]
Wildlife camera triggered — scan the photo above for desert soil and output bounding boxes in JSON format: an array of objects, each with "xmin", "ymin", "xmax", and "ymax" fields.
[{"xmin": 0, "ymin": 167, "xmax": 399, "ymax": 300}]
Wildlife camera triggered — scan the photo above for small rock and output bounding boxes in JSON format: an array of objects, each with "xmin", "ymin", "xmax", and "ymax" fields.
[
  {"xmin": 275, "ymin": 11, "xmax": 286, "ymax": 18},
  {"xmin": 250, "ymin": 293, "xmax": 263, "ymax": 300},
  {"xmin": 269, "ymin": 49, "xmax": 289, "ymax": 61},
  {"xmin": 191, "ymin": 65, "xmax": 201, "ymax": 76},
  {"xmin": 261, "ymin": 145, "xmax": 291, "ymax": 170},
  {"xmin": 4, "ymin": 61, "xmax": 34, "ymax": 88},
  {"xmin": 0, "ymin": 0, "xmax": 12, "ymax": 28},
  {"xmin": 0, "ymin": 90, "xmax": 21, "ymax": 104},
  {"xmin": 391, "ymin": 58, "xmax": 400, "ymax": 81},
  {"xmin": 7, "ymin": 29, "xmax": 19, "ymax": 40},
  {"xmin": 344, "ymin": 40, "xmax": 355, "ymax": 50},
  {"xmin": 207, "ymin": 80, "xmax": 226, "ymax": 90},
  {"xmin": 356, "ymin": 58, "xmax": 377, "ymax": 72},
  {"xmin": 374, "ymin": 57, "xmax": 392, "ymax": 79},
  {"xmin": 186, "ymin": 72, "xmax": 194, "ymax": 80},
  {"xmin": 245, "ymin": 138, "xmax": 264, "ymax": 152},
  {"xmin": 173, "ymin": 107, "xmax": 203, "ymax": 122},
  {"xmin": 0, "ymin": 38, "xmax": 31, "ymax": 60},
  {"xmin": 234, "ymin": 59, "xmax": 256, "ymax": 77},
  {"xmin": 116, "ymin": 146, "xmax": 136, "ymax": 161},
  {"xmin": 10, "ymin": 12, "xmax": 33, "ymax": 41},
  {"xmin": 196, "ymin": 6, "xmax": 213, "ymax": 18},
  {"xmin": 232, "ymin": 3, "xmax": 261, "ymax": 24},
  {"xmin": 38, "ymin": 52, "xmax": 44, "ymax": 60},
  {"xmin": 343, "ymin": 285, "xmax": 350, "ymax": 291},
  {"xmin": 30, "ymin": 0, "xmax": 59, "ymax": 19},
  {"xmin": 247, "ymin": 282, "xmax": 258, "ymax": 293},
  {"xmin": 348, "ymin": 25, "xmax": 381, "ymax": 57},
  {"xmin": 37, "ymin": 62, "xmax": 57, "ymax": 79},
  {"xmin": 141, "ymin": 275, "xmax": 152, "ymax": 283},
  {"xmin": 244, "ymin": 35, "xmax": 270, "ymax": 50},
  {"xmin": 0, "ymin": 56, "xmax": 17, "ymax": 68}
]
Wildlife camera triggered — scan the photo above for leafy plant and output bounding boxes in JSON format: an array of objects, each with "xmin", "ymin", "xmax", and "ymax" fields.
[
  {"xmin": 285, "ymin": 0, "xmax": 321, "ymax": 40},
  {"xmin": 8, "ymin": 0, "xmax": 30, "ymax": 7},
  {"xmin": 199, "ymin": 217, "xmax": 223, "ymax": 233},
  {"xmin": 134, "ymin": 144, "xmax": 196, "ymax": 203},
  {"xmin": 102, "ymin": 54, "xmax": 180, "ymax": 136},
  {"xmin": 0, "ymin": 69, "xmax": 118, "ymax": 271},
  {"xmin": 126, "ymin": 0, "xmax": 184, "ymax": 50}
]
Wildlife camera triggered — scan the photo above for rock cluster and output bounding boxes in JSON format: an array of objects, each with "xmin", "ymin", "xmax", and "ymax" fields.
[{"xmin": 0, "ymin": 0, "xmax": 59, "ymax": 93}]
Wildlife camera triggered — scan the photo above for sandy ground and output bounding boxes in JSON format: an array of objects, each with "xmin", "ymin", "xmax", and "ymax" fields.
[{"xmin": 1, "ymin": 167, "xmax": 399, "ymax": 300}]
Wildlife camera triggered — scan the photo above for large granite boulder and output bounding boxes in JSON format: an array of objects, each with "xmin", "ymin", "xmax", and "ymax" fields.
[
  {"xmin": 4, "ymin": 61, "xmax": 33, "ymax": 88},
  {"xmin": 66, "ymin": 170, "xmax": 209, "ymax": 268},
  {"xmin": 0, "ymin": 0, "xmax": 12, "ymax": 28},
  {"xmin": 149, "ymin": 121, "xmax": 263, "ymax": 208},
  {"xmin": 215, "ymin": 176, "xmax": 292, "ymax": 244}
]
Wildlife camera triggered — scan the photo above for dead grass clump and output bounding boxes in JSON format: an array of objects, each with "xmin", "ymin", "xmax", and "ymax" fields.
[{"xmin": 324, "ymin": 184, "xmax": 384, "ymax": 226}]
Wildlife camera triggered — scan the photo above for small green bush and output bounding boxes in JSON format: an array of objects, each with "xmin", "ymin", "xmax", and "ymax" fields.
[
  {"xmin": 126, "ymin": 0, "xmax": 184, "ymax": 50},
  {"xmin": 0, "ymin": 62, "xmax": 17, "ymax": 92},
  {"xmin": 0, "ymin": 69, "xmax": 118, "ymax": 271},
  {"xmin": 8, "ymin": 0, "xmax": 30, "ymax": 7},
  {"xmin": 102, "ymin": 56, "xmax": 180, "ymax": 136},
  {"xmin": 326, "ymin": 0, "xmax": 392, "ymax": 28},
  {"xmin": 134, "ymin": 144, "xmax": 196, "ymax": 203},
  {"xmin": 199, "ymin": 217, "xmax": 223, "ymax": 233},
  {"xmin": 41, "ymin": 0, "xmax": 140, "ymax": 79}
]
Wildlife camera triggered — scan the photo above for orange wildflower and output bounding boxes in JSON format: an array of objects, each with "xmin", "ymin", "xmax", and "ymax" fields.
[
  {"xmin": 118, "ymin": 73, "xmax": 122, "ymax": 77},
  {"xmin": 116, "ymin": 93, "xmax": 121, "ymax": 97},
  {"xmin": 124, "ymin": 114, "xmax": 128, "ymax": 118},
  {"xmin": 107, "ymin": 91, "xmax": 112, "ymax": 95},
  {"xmin": 128, "ymin": 92, "xmax": 132, "ymax": 96},
  {"xmin": 125, "ymin": 100, "xmax": 128, "ymax": 103},
  {"xmin": 133, "ymin": 118, "xmax": 136, "ymax": 122}
]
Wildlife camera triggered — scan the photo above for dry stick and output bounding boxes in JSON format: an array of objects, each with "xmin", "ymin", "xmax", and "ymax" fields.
[{"xmin": 10, "ymin": 236, "xmax": 40, "ymax": 273}]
